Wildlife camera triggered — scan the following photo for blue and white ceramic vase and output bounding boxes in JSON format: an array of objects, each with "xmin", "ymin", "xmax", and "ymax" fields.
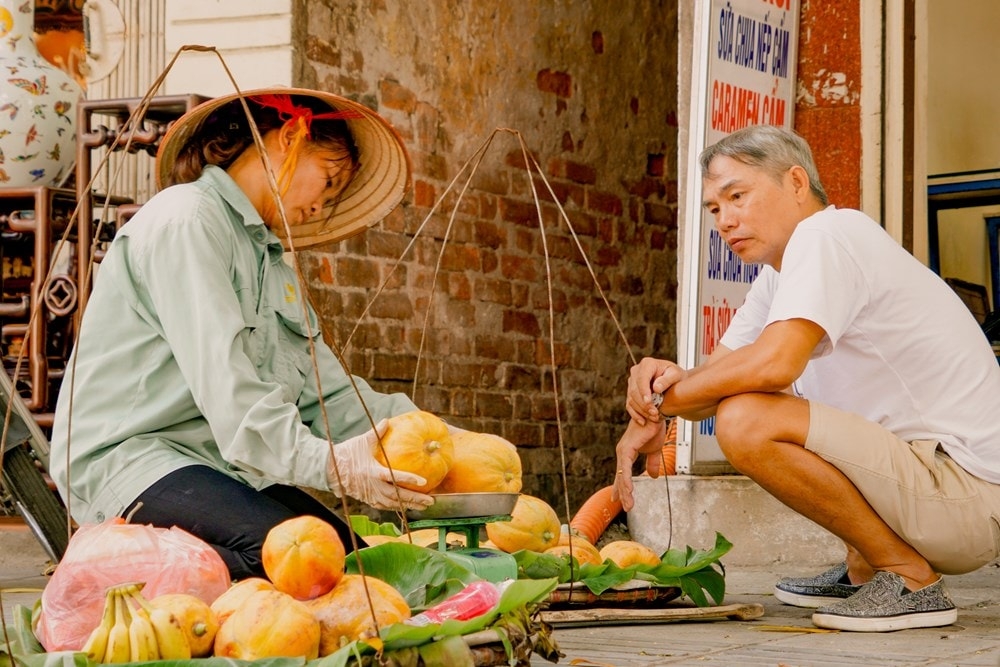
[{"xmin": 0, "ymin": 0, "xmax": 82, "ymax": 187}]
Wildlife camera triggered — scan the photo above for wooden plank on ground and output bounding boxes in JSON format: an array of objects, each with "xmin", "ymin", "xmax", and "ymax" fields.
[{"xmin": 541, "ymin": 602, "xmax": 764, "ymax": 627}]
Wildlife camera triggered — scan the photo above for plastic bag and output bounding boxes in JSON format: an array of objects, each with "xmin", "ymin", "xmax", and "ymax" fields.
[{"xmin": 34, "ymin": 519, "xmax": 231, "ymax": 652}]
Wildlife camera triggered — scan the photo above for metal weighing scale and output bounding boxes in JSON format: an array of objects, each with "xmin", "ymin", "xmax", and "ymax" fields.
[{"xmin": 406, "ymin": 494, "xmax": 520, "ymax": 583}]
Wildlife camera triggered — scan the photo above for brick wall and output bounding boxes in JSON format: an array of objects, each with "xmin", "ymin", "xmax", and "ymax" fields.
[{"xmin": 293, "ymin": 1, "xmax": 680, "ymax": 515}]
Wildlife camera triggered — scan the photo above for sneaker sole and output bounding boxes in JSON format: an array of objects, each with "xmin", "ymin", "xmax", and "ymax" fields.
[
  {"xmin": 811, "ymin": 607, "xmax": 958, "ymax": 632},
  {"xmin": 773, "ymin": 586, "xmax": 850, "ymax": 608}
]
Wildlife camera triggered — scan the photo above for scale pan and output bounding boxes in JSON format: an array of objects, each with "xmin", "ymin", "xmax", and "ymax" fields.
[{"xmin": 406, "ymin": 492, "xmax": 519, "ymax": 520}]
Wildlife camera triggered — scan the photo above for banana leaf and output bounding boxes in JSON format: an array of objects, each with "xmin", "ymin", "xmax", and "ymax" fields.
[
  {"xmin": 512, "ymin": 531, "xmax": 732, "ymax": 605},
  {"xmin": 348, "ymin": 516, "xmax": 401, "ymax": 538},
  {"xmin": 344, "ymin": 543, "xmax": 479, "ymax": 610}
]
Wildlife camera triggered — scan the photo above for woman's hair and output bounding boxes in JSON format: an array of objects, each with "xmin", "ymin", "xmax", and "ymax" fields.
[
  {"xmin": 699, "ymin": 125, "xmax": 829, "ymax": 206},
  {"xmin": 167, "ymin": 95, "xmax": 360, "ymax": 186}
]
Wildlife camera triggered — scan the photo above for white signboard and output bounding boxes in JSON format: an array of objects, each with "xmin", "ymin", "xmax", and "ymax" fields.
[{"xmin": 679, "ymin": 0, "xmax": 800, "ymax": 473}]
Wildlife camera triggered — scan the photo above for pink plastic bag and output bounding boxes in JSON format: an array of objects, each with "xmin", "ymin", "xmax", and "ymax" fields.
[{"xmin": 35, "ymin": 519, "xmax": 231, "ymax": 652}]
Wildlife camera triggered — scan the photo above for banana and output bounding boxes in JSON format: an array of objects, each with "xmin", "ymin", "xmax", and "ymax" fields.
[
  {"xmin": 127, "ymin": 584, "xmax": 192, "ymax": 660},
  {"xmin": 81, "ymin": 588, "xmax": 116, "ymax": 662},
  {"xmin": 124, "ymin": 592, "xmax": 160, "ymax": 662},
  {"xmin": 102, "ymin": 590, "xmax": 132, "ymax": 664}
]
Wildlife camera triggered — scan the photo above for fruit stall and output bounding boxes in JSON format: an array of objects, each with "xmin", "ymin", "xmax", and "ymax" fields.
[{"xmin": 1, "ymin": 412, "xmax": 730, "ymax": 666}]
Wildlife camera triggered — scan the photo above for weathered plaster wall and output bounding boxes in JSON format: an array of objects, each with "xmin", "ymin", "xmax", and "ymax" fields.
[{"xmin": 292, "ymin": 1, "xmax": 680, "ymax": 514}]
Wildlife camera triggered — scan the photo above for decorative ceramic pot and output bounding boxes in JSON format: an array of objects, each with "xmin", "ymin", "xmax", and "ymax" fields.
[{"xmin": 0, "ymin": 0, "xmax": 82, "ymax": 187}]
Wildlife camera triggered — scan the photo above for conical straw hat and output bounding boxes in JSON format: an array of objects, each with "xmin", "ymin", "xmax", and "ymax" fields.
[{"xmin": 155, "ymin": 87, "xmax": 411, "ymax": 248}]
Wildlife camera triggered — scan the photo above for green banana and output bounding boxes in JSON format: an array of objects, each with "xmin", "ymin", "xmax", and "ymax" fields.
[
  {"xmin": 102, "ymin": 590, "xmax": 131, "ymax": 663},
  {"xmin": 80, "ymin": 588, "xmax": 116, "ymax": 662}
]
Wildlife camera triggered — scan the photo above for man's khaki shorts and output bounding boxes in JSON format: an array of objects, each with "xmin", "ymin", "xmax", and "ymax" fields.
[{"xmin": 806, "ymin": 401, "xmax": 1000, "ymax": 574}]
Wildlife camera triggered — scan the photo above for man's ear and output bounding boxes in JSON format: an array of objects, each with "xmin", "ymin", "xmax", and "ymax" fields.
[{"xmin": 788, "ymin": 165, "xmax": 812, "ymax": 202}]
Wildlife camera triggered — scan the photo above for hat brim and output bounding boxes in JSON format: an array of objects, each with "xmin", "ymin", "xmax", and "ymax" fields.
[{"xmin": 155, "ymin": 87, "xmax": 411, "ymax": 248}]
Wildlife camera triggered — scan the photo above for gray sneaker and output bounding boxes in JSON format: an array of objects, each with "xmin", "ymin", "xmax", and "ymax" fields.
[
  {"xmin": 811, "ymin": 570, "xmax": 958, "ymax": 632},
  {"xmin": 774, "ymin": 562, "xmax": 862, "ymax": 608}
]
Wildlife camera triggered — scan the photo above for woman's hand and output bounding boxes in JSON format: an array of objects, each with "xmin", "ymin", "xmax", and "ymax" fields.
[
  {"xmin": 626, "ymin": 357, "xmax": 686, "ymax": 425},
  {"xmin": 327, "ymin": 420, "xmax": 434, "ymax": 511},
  {"xmin": 611, "ymin": 418, "xmax": 667, "ymax": 511}
]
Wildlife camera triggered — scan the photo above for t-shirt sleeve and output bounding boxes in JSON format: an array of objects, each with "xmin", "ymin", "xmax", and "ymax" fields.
[{"xmin": 719, "ymin": 268, "xmax": 778, "ymax": 350}]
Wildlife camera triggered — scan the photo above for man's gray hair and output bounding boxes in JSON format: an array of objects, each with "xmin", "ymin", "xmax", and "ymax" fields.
[{"xmin": 699, "ymin": 125, "xmax": 829, "ymax": 206}]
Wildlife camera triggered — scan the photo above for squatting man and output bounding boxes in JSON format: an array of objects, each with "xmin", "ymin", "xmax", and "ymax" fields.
[{"xmin": 612, "ymin": 124, "xmax": 1000, "ymax": 632}]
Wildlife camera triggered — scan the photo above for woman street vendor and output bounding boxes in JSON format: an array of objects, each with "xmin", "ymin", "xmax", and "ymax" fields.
[{"xmin": 49, "ymin": 87, "xmax": 433, "ymax": 579}]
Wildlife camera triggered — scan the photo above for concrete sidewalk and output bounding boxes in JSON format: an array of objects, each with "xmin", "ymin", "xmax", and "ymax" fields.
[
  {"xmin": 552, "ymin": 561, "xmax": 1000, "ymax": 666},
  {"xmin": 4, "ymin": 522, "xmax": 1000, "ymax": 666}
]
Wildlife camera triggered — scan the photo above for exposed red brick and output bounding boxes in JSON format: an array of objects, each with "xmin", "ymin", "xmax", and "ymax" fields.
[
  {"xmin": 477, "ymin": 392, "xmax": 514, "ymax": 419},
  {"xmin": 413, "ymin": 180, "xmax": 436, "ymax": 208},
  {"xmin": 646, "ymin": 153, "xmax": 665, "ymax": 178},
  {"xmin": 440, "ymin": 244, "xmax": 482, "ymax": 272},
  {"xmin": 644, "ymin": 201, "xmax": 677, "ymax": 229},
  {"xmin": 316, "ymin": 256, "xmax": 334, "ymax": 284},
  {"xmin": 500, "ymin": 364, "xmax": 540, "ymax": 391},
  {"xmin": 448, "ymin": 272, "xmax": 472, "ymax": 300},
  {"xmin": 564, "ymin": 160, "xmax": 597, "ymax": 185},
  {"xmin": 500, "ymin": 254, "xmax": 539, "ymax": 281},
  {"xmin": 475, "ymin": 334, "xmax": 517, "ymax": 361},
  {"xmin": 414, "ymin": 101, "xmax": 440, "ymax": 151},
  {"xmin": 534, "ymin": 338, "xmax": 571, "ymax": 366},
  {"xmin": 595, "ymin": 245, "xmax": 622, "ymax": 267},
  {"xmin": 366, "ymin": 230, "xmax": 410, "ymax": 259},
  {"xmin": 473, "ymin": 220, "xmax": 505, "ymax": 248},
  {"xmin": 586, "ymin": 190, "xmax": 623, "ymax": 216},
  {"xmin": 504, "ymin": 148, "xmax": 540, "ymax": 172},
  {"xmin": 411, "ymin": 385, "xmax": 451, "ymax": 414},
  {"xmin": 503, "ymin": 309, "xmax": 541, "ymax": 336},
  {"xmin": 536, "ymin": 68, "xmax": 572, "ymax": 98},
  {"xmin": 372, "ymin": 353, "xmax": 417, "ymax": 381},
  {"xmin": 561, "ymin": 131, "xmax": 575, "ymax": 152},
  {"xmin": 592, "ymin": 31, "xmax": 604, "ymax": 54},
  {"xmin": 529, "ymin": 284, "xmax": 568, "ymax": 311},
  {"xmin": 499, "ymin": 197, "xmax": 543, "ymax": 228},
  {"xmin": 471, "ymin": 169, "xmax": 509, "ymax": 196},
  {"xmin": 530, "ymin": 396, "xmax": 557, "ymax": 421},
  {"xmin": 474, "ymin": 277, "xmax": 512, "ymax": 305},
  {"xmin": 305, "ymin": 36, "xmax": 340, "ymax": 67},
  {"xmin": 411, "ymin": 151, "xmax": 449, "ymax": 181},
  {"xmin": 335, "ymin": 256, "xmax": 379, "ymax": 286},
  {"xmin": 564, "ymin": 209, "xmax": 598, "ymax": 237},
  {"xmin": 380, "ymin": 79, "xmax": 417, "ymax": 113},
  {"xmin": 368, "ymin": 292, "xmax": 414, "ymax": 320}
]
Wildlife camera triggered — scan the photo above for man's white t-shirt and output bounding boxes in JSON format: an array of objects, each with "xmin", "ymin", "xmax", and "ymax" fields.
[{"xmin": 720, "ymin": 206, "xmax": 1000, "ymax": 483}]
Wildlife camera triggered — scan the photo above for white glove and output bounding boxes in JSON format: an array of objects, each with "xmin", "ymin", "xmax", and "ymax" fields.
[
  {"xmin": 445, "ymin": 422, "xmax": 469, "ymax": 437},
  {"xmin": 327, "ymin": 420, "xmax": 434, "ymax": 511}
]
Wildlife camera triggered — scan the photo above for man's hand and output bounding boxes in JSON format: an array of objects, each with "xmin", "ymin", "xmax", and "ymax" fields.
[
  {"xmin": 612, "ymin": 418, "xmax": 667, "ymax": 511},
  {"xmin": 327, "ymin": 420, "xmax": 434, "ymax": 511},
  {"xmin": 626, "ymin": 357, "xmax": 686, "ymax": 425}
]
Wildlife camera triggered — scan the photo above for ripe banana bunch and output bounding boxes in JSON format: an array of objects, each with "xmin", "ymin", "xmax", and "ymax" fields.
[{"xmin": 80, "ymin": 582, "xmax": 193, "ymax": 663}]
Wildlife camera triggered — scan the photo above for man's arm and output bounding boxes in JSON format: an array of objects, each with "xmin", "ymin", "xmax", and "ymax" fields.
[{"xmin": 627, "ymin": 318, "xmax": 826, "ymax": 422}]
